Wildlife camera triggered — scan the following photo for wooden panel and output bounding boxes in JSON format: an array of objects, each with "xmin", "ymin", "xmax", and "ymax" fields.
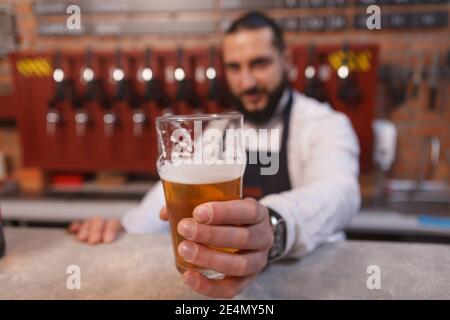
[{"xmin": 0, "ymin": 95, "xmax": 16, "ymax": 120}]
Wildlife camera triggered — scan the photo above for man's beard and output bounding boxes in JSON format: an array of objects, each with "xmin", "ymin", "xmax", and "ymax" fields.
[{"xmin": 231, "ymin": 76, "xmax": 289, "ymax": 125}]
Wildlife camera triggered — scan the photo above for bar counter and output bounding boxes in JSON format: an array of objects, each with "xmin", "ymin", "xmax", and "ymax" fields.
[{"xmin": 1, "ymin": 227, "xmax": 449, "ymax": 299}]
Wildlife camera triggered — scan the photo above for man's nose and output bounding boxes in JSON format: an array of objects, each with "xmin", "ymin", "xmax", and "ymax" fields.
[{"xmin": 240, "ymin": 70, "xmax": 257, "ymax": 91}]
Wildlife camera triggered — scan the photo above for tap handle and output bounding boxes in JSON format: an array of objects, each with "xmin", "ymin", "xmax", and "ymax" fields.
[
  {"xmin": 132, "ymin": 110, "xmax": 146, "ymax": 137},
  {"xmin": 75, "ymin": 110, "xmax": 89, "ymax": 137},
  {"xmin": 103, "ymin": 112, "xmax": 117, "ymax": 138},
  {"xmin": 46, "ymin": 109, "xmax": 60, "ymax": 136}
]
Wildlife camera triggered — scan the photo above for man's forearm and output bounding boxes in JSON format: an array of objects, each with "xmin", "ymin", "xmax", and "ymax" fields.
[{"xmin": 260, "ymin": 176, "xmax": 361, "ymax": 260}]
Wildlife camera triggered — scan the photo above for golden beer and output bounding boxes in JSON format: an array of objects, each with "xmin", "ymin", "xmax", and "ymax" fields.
[
  {"xmin": 162, "ymin": 176, "xmax": 242, "ymax": 275},
  {"xmin": 156, "ymin": 112, "xmax": 245, "ymax": 279}
]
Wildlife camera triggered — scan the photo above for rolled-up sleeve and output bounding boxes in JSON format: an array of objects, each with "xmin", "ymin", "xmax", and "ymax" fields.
[{"xmin": 121, "ymin": 180, "xmax": 169, "ymax": 234}]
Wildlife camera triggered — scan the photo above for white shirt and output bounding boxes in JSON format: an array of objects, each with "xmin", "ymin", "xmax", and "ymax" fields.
[{"xmin": 121, "ymin": 90, "xmax": 361, "ymax": 260}]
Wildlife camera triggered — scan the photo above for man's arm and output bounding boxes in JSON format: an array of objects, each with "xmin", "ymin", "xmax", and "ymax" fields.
[
  {"xmin": 121, "ymin": 180, "xmax": 168, "ymax": 234},
  {"xmin": 156, "ymin": 110, "xmax": 360, "ymax": 299},
  {"xmin": 260, "ymin": 112, "xmax": 361, "ymax": 259},
  {"xmin": 68, "ymin": 180, "xmax": 168, "ymax": 243}
]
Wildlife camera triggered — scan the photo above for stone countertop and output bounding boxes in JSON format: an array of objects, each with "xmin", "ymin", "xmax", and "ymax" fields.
[{"xmin": 0, "ymin": 227, "xmax": 449, "ymax": 300}]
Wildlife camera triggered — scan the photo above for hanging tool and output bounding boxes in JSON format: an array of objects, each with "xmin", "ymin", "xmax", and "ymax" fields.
[
  {"xmin": 428, "ymin": 51, "xmax": 440, "ymax": 111},
  {"xmin": 411, "ymin": 51, "xmax": 424, "ymax": 99}
]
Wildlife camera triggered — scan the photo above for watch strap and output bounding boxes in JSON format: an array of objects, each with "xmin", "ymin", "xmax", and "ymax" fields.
[{"xmin": 267, "ymin": 207, "xmax": 287, "ymax": 262}]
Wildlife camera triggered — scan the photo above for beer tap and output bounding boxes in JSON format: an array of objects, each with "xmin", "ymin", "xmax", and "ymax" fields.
[
  {"xmin": 205, "ymin": 46, "xmax": 222, "ymax": 114},
  {"xmin": 304, "ymin": 43, "xmax": 328, "ymax": 103},
  {"xmin": 112, "ymin": 49, "xmax": 128, "ymax": 102},
  {"xmin": 103, "ymin": 49, "xmax": 127, "ymax": 138},
  {"xmin": 128, "ymin": 55, "xmax": 146, "ymax": 137},
  {"xmin": 47, "ymin": 50, "xmax": 65, "ymax": 136},
  {"xmin": 189, "ymin": 55, "xmax": 202, "ymax": 114},
  {"xmin": 95, "ymin": 56, "xmax": 114, "ymax": 138},
  {"xmin": 142, "ymin": 48, "xmax": 156, "ymax": 102},
  {"xmin": 74, "ymin": 49, "xmax": 99, "ymax": 137},
  {"xmin": 142, "ymin": 48, "xmax": 167, "ymax": 115},
  {"xmin": 63, "ymin": 56, "xmax": 86, "ymax": 138},
  {"xmin": 82, "ymin": 49, "xmax": 98, "ymax": 102},
  {"xmin": 74, "ymin": 107, "xmax": 89, "ymax": 137},
  {"xmin": 337, "ymin": 41, "xmax": 362, "ymax": 109},
  {"xmin": 132, "ymin": 107, "xmax": 146, "ymax": 137},
  {"xmin": 103, "ymin": 109, "xmax": 117, "ymax": 138},
  {"xmin": 174, "ymin": 47, "xmax": 191, "ymax": 115}
]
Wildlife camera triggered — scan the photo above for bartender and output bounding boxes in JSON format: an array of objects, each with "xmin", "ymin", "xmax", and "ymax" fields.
[{"xmin": 69, "ymin": 11, "xmax": 361, "ymax": 298}]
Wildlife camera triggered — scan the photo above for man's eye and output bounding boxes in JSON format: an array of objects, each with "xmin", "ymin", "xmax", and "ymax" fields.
[
  {"xmin": 252, "ymin": 60, "xmax": 271, "ymax": 69},
  {"xmin": 226, "ymin": 64, "xmax": 240, "ymax": 72}
]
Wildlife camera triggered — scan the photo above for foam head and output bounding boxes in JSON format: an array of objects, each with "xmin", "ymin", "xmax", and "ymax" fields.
[{"xmin": 158, "ymin": 162, "xmax": 245, "ymax": 185}]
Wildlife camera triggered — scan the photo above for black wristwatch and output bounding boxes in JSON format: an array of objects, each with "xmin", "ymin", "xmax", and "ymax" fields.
[{"xmin": 267, "ymin": 208, "xmax": 287, "ymax": 262}]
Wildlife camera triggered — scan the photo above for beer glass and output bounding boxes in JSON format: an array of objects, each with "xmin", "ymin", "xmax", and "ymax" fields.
[{"xmin": 156, "ymin": 113, "xmax": 246, "ymax": 279}]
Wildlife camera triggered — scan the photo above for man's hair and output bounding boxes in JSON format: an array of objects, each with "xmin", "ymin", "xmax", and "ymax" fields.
[{"xmin": 225, "ymin": 11, "xmax": 286, "ymax": 52}]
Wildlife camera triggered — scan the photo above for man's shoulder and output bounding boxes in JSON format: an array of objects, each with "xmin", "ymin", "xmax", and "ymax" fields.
[
  {"xmin": 292, "ymin": 91, "xmax": 334, "ymax": 117},
  {"xmin": 290, "ymin": 91, "xmax": 358, "ymax": 149},
  {"xmin": 291, "ymin": 91, "xmax": 351, "ymax": 126}
]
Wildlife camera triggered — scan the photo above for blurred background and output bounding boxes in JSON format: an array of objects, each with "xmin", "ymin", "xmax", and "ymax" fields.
[{"xmin": 0, "ymin": 0, "xmax": 449, "ymax": 243}]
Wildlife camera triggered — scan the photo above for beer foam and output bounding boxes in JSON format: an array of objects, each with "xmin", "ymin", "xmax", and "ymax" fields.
[{"xmin": 158, "ymin": 162, "xmax": 245, "ymax": 185}]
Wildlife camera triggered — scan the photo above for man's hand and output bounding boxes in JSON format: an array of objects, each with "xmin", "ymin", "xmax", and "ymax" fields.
[
  {"xmin": 68, "ymin": 217, "xmax": 124, "ymax": 244},
  {"xmin": 159, "ymin": 198, "xmax": 274, "ymax": 298}
]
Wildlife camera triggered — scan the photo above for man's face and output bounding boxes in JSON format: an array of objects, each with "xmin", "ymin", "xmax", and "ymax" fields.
[{"xmin": 223, "ymin": 28, "xmax": 288, "ymax": 119}]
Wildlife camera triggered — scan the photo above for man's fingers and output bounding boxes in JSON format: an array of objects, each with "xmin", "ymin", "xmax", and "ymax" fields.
[
  {"xmin": 77, "ymin": 220, "xmax": 91, "ymax": 242},
  {"xmin": 178, "ymin": 240, "xmax": 268, "ymax": 277},
  {"xmin": 182, "ymin": 269, "xmax": 255, "ymax": 299},
  {"xmin": 102, "ymin": 219, "xmax": 122, "ymax": 243},
  {"xmin": 87, "ymin": 217, "xmax": 105, "ymax": 244},
  {"xmin": 193, "ymin": 198, "xmax": 267, "ymax": 225},
  {"xmin": 159, "ymin": 206, "xmax": 169, "ymax": 221},
  {"xmin": 68, "ymin": 221, "xmax": 81, "ymax": 234},
  {"xmin": 178, "ymin": 218, "xmax": 272, "ymax": 250},
  {"xmin": 73, "ymin": 218, "xmax": 121, "ymax": 244}
]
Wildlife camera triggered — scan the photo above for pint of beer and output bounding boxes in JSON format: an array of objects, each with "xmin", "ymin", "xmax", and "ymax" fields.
[{"xmin": 156, "ymin": 113, "xmax": 246, "ymax": 279}]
